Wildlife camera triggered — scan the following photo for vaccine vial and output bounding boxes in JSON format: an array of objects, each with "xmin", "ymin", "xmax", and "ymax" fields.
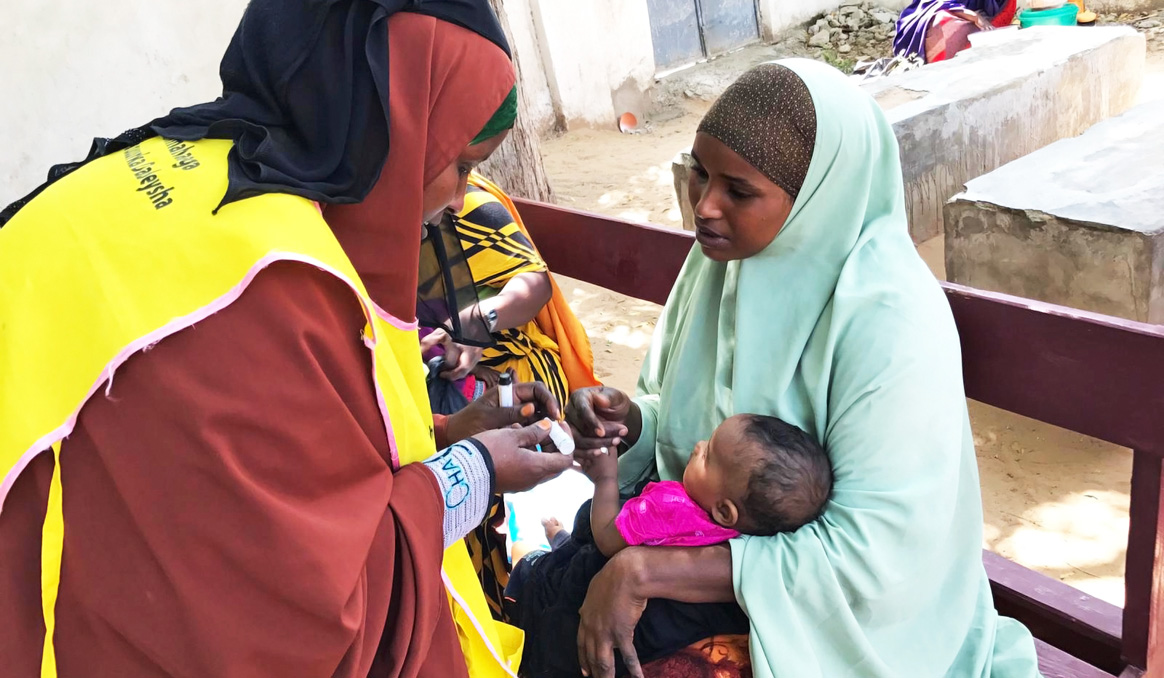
[
  {"xmin": 498, "ymin": 372, "xmax": 514, "ymax": 408},
  {"xmin": 548, "ymin": 420, "xmax": 575, "ymax": 455}
]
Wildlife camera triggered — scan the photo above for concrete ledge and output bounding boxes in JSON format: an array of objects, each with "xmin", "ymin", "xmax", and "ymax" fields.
[
  {"xmin": 673, "ymin": 26, "xmax": 1145, "ymax": 242},
  {"xmin": 1091, "ymin": 0, "xmax": 1164, "ymax": 11},
  {"xmin": 945, "ymin": 99, "xmax": 1164, "ymax": 323}
]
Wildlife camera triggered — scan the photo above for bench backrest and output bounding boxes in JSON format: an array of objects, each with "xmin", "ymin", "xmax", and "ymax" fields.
[{"xmin": 514, "ymin": 197, "xmax": 1164, "ymax": 675}]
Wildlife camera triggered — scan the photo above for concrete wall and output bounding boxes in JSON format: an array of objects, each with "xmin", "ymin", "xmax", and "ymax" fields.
[
  {"xmin": 946, "ymin": 203, "xmax": 1161, "ymax": 322},
  {"xmin": 873, "ymin": 26, "xmax": 1145, "ymax": 242},
  {"xmin": 0, "ymin": 1, "xmax": 248, "ymax": 208},
  {"xmin": 1088, "ymin": 0, "xmax": 1164, "ymax": 11},
  {"xmin": 945, "ymin": 99, "xmax": 1164, "ymax": 323}
]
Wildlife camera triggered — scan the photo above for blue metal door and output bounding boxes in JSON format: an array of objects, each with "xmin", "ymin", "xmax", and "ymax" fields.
[
  {"xmin": 698, "ymin": 0, "xmax": 760, "ymax": 56},
  {"xmin": 646, "ymin": 0, "xmax": 704, "ymax": 70}
]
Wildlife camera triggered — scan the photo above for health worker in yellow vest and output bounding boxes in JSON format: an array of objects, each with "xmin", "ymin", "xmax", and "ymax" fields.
[{"xmin": 0, "ymin": 2, "xmax": 574, "ymax": 678}]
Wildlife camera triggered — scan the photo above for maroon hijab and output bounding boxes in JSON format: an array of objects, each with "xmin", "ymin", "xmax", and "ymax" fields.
[{"xmin": 326, "ymin": 12, "xmax": 516, "ymax": 321}]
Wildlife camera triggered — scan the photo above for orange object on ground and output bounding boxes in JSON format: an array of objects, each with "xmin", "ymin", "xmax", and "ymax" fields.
[
  {"xmin": 619, "ymin": 112, "xmax": 639, "ymax": 133},
  {"xmin": 1067, "ymin": 0, "xmax": 1097, "ymax": 23}
]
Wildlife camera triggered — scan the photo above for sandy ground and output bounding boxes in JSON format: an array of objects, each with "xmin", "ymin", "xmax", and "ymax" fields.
[{"xmin": 527, "ymin": 35, "xmax": 1164, "ymax": 605}]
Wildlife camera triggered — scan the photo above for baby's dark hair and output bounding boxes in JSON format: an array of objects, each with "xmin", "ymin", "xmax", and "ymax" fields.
[{"xmin": 737, "ymin": 414, "xmax": 832, "ymax": 536}]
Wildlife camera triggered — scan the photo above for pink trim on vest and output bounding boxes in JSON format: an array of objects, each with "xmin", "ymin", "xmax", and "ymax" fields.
[
  {"xmin": 0, "ymin": 253, "xmax": 404, "ymax": 513},
  {"xmin": 369, "ymin": 299, "xmax": 419, "ymax": 332},
  {"xmin": 361, "ymin": 330, "xmax": 402, "ymax": 471}
]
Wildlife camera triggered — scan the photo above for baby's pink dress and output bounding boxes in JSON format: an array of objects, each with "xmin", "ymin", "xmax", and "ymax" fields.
[{"xmin": 614, "ymin": 480, "xmax": 740, "ymax": 547}]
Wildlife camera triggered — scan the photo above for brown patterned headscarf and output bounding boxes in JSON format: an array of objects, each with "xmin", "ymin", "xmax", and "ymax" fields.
[{"xmin": 697, "ymin": 63, "xmax": 818, "ymax": 198}]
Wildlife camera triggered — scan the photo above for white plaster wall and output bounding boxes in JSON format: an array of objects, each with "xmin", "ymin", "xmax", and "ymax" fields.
[
  {"xmin": 0, "ymin": 0, "xmax": 642, "ymax": 186},
  {"xmin": 500, "ymin": 0, "xmax": 558, "ymax": 133},
  {"xmin": 529, "ymin": 0, "xmax": 656, "ymax": 128},
  {"xmin": 0, "ymin": 2, "xmax": 249, "ymax": 207}
]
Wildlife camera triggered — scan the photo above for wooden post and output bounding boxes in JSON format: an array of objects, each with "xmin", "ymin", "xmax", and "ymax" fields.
[
  {"xmin": 1127, "ymin": 450, "xmax": 1164, "ymax": 678},
  {"xmin": 478, "ymin": 0, "xmax": 556, "ymax": 202},
  {"xmin": 1124, "ymin": 451, "xmax": 1160, "ymax": 672}
]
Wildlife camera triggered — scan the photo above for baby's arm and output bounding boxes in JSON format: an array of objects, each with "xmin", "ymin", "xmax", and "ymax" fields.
[{"xmin": 579, "ymin": 450, "xmax": 629, "ymax": 557}]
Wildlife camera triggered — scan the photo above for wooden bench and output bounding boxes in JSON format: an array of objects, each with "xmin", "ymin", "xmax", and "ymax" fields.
[{"xmin": 513, "ymin": 198, "xmax": 1164, "ymax": 678}]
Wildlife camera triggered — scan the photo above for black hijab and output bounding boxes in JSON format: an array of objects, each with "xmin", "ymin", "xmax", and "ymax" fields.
[{"xmin": 1, "ymin": 0, "xmax": 509, "ymax": 224}]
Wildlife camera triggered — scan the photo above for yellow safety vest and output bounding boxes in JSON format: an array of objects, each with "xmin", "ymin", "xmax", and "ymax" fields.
[{"xmin": 0, "ymin": 137, "xmax": 522, "ymax": 678}]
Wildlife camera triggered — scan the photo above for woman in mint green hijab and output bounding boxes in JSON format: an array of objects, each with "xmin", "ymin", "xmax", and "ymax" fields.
[{"xmin": 565, "ymin": 60, "xmax": 1040, "ymax": 678}]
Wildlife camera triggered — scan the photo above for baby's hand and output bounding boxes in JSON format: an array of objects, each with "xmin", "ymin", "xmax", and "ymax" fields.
[{"xmin": 576, "ymin": 446, "xmax": 619, "ymax": 484}]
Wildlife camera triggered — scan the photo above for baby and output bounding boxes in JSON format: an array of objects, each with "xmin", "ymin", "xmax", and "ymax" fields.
[
  {"xmin": 506, "ymin": 413, "xmax": 832, "ymax": 678},
  {"xmin": 588, "ymin": 412, "xmax": 831, "ymax": 555}
]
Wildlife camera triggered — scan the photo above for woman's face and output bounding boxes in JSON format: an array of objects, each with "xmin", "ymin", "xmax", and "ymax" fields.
[
  {"xmin": 421, "ymin": 131, "xmax": 509, "ymax": 224},
  {"xmin": 688, "ymin": 132, "xmax": 794, "ymax": 262}
]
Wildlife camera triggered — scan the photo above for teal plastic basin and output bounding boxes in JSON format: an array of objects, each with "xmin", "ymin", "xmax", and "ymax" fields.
[{"xmin": 1019, "ymin": 5, "xmax": 1080, "ymax": 27}]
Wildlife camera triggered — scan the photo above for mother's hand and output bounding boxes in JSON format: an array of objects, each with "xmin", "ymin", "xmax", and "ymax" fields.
[
  {"xmin": 578, "ymin": 548, "xmax": 649, "ymax": 678},
  {"xmin": 566, "ymin": 386, "xmax": 640, "ymax": 454},
  {"xmin": 578, "ymin": 544, "xmax": 735, "ymax": 678}
]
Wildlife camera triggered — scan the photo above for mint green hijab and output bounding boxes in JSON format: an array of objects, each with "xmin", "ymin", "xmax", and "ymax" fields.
[{"xmin": 619, "ymin": 59, "xmax": 1040, "ymax": 677}]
